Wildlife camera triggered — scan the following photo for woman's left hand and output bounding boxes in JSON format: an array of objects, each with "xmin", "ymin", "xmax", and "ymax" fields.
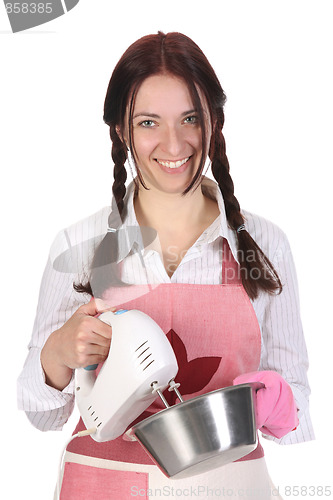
[{"xmin": 233, "ymin": 370, "xmax": 299, "ymax": 439}]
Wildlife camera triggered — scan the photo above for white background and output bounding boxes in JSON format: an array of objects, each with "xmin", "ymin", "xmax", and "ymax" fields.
[{"xmin": 1, "ymin": 1, "xmax": 332, "ymax": 498}]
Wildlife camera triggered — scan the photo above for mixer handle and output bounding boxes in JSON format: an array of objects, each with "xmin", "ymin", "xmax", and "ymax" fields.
[
  {"xmin": 76, "ymin": 365, "xmax": 98, "ymax": 396},
  {"xmin": 82, "ymin": 309, "xmax": 128, "ymax": 372}
]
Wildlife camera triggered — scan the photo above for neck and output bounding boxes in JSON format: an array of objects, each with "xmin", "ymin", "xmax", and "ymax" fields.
[{"xmin": 134, "ymin": 182, "xmax": 208, "ymax": 232}]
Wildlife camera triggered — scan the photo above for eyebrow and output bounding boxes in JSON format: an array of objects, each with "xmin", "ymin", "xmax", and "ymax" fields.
[{"xmin": 133, "ymin": 109, "xmax": 197, "ymax": 120}]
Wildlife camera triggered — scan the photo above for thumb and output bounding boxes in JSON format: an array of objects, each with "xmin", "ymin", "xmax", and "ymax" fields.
[{"xmin": 79, "ymin": 297, "xmax": 116, "ymax": 316}]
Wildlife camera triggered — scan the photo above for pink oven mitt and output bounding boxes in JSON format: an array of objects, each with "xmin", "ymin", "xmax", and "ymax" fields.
[{"xmin": 233, "ymin": 370, "xmax": 299, "ymax": 439}]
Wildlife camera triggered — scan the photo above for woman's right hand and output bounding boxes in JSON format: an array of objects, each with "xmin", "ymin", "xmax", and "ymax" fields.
[{"xmin": 41, "ymin": 299, "xmax": 114, "ymax": 391}]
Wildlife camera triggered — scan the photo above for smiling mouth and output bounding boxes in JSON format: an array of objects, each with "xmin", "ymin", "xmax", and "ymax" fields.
[{"xmin": 155, "ymin": 156, "xmax": 191, "ymax": 169}]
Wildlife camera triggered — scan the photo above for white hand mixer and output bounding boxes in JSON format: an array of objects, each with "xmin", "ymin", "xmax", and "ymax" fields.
[{"xmin": 75, "ymin": 309, "xmax": 180, "ymax": 442}]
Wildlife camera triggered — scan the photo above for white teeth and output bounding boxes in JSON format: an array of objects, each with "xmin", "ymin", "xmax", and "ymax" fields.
[{"xmin": 156, "ymin": 157, "xmax": 190, "ymax": 169}]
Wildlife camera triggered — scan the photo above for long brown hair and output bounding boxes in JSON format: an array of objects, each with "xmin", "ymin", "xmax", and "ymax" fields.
[{"xmin": 74, "ymin": 31, "xmax": 282, "ymax": 300}]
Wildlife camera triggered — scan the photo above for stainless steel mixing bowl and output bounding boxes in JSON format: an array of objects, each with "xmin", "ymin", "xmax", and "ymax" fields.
[{"xmin": 129, "ymin": 383, "xmax": 262, "ymax": 479}]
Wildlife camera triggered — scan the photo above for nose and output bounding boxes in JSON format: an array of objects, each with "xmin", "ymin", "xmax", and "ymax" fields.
[{"xmin": 160, "ymin": 125, "xmax": 184, "ymax": 158}]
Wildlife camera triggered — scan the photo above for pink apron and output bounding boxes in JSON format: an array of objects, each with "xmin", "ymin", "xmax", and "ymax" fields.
[{"xmin": 60, "ymin": 239, "xmax": 264, "ymax": 498}]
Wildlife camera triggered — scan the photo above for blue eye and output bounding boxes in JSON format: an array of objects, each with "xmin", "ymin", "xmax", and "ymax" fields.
[
  {"xmin": 184, "ymin": 115, "xmax": 198, "ymax": 124},
  {"xmin": 140, "ymin": 120, "xmax": 155, "ymax": 127}
]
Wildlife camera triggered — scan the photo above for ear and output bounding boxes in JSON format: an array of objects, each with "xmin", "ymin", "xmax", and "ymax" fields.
[{"xmin": 116, "ymin": 125, "xmax": 129, "ymax": 150}]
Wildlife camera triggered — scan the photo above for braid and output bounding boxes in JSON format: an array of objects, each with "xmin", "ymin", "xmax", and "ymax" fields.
[
  {"xmin": 211, "ymin": 118, "xmax": 282, "ymax": 300},
  {"xmin": 211, "ymin": 121, "xmax": 244, "ymax": 231},
  {"xmin": 73, "ymin": 127, "xmax": 129, "ymax": 297},
  {"xmin": 110, "ymin": 126, "xmax": 128, "ymax": 222}
]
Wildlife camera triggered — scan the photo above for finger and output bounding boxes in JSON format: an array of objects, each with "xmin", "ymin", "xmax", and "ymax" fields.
[
  {"xmin": 91, "ymin": 317, "xmax": 113, "ymax": 340},
  {"xmin": 89, "ymin": 331, "xmax": 112, "ymax": 348},
  {"xmin": 74, "ymin": 339, "xmax": 110, "ymax": 366},
  {"xmin": 78, "ymin": 298, "xmax": 102, "ymax": 317},
  {"xmin": 94, "ymin": 298, "xmax": 117, "ymax": 313},
  {"xmin": 84, "ymin": 353, "xmax": 110, "ymax": 366},
  {"xmin": 79, "ymin": 297, "xmax": 116, "ymax": 317},
  {"xmin": 87, "ymin": 342, "xmax": 110, "ymax": 357}
]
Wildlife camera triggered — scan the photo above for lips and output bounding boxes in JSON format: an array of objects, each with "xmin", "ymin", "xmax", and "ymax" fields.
[{"xmin": 155, "ymin": 156, "xmax": 191, "ymax": 169}]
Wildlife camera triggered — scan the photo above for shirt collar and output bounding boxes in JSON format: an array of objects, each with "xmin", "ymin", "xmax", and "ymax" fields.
[{"xmin": 116, "ymin": 177, "xmax": 239, "ymax": 264}]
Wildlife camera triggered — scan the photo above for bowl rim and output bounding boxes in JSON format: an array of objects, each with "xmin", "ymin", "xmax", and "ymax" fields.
[{"xmin": 129, "ymin": 381, "xmax": 262, "ymax": 433}]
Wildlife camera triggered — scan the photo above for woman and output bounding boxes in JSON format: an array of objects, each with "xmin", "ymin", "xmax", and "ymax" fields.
[{"xmin": 17, "ymin": 32, "xmax": 314, "ymax": 499}]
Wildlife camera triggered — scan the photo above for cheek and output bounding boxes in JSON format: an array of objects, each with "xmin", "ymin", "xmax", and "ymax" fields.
[
  {"xmin": 187, "ymin": 129, "xmax": 203, "ymax": 152},
  {"xmin": 133, "ymin": 133, "xmax": 158, "ymax": 161}
]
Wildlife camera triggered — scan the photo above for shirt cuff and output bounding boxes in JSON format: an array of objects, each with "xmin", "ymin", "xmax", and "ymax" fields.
[{"xmin": 17, "ymin": 347, "xmax": 74, "ymax": 412}]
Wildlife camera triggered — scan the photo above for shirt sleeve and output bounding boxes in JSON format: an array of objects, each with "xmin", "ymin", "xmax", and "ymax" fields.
[
  {"xmin": 257, "ymin": 228, "xmax": 315, "ymax": 444},
  {"xmin": 17, "ymin": 229, "xmax": 89, "ymax": 431}
]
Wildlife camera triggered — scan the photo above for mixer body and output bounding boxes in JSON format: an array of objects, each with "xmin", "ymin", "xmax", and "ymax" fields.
[{"xmin": 75, "ymin": 309, "xmax": 178, "ymax": 442}]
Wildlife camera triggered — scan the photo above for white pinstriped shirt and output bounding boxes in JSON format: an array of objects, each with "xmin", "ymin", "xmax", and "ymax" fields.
[{"xmin": 17, "ymin": 177, "xmax": 314, "ymax": 445}]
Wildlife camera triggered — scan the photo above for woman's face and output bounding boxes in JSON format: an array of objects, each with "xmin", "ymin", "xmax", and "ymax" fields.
[{"xmin": 123, "ymin": 73, "xmax": 211, "ymax": 195}]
